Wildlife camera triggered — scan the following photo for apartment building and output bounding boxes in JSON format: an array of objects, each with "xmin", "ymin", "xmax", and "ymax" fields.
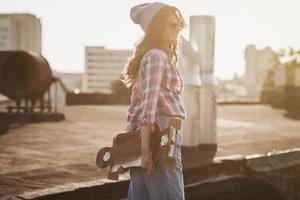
[
  {"xmin": 244, "ymin": 45, "xmax": 278, "ymax": 97},
  {"xmin": 0, "ymin": 13, "xmax": 41, "ymax": 53},
  {"xmin": 82, "ymin": 46, "xmax": 132, "ymax": 93}
]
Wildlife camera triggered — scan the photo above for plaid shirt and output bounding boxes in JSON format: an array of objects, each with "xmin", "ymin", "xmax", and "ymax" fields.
[{"xmin": 126, "ymin": 49, "xmax": 186, "ymax": 132}]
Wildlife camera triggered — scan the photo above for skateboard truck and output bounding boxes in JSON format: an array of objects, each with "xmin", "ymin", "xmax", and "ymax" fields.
[{"xmin": 96, "ymin": 147, "xmax": 111, "ymax": 168}]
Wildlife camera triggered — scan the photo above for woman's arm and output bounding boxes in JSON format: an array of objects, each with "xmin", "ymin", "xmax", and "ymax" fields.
[
  {"xmin": 140, "ymin": 50, "xmax": 168, "ymax": 174},
  {"xmin": 140, "ymin": 50, "xmax": 168, "ymax": 131},
  {"xmin": 141, "ymin": 125, "xmax": 153, "ymax": 174}
]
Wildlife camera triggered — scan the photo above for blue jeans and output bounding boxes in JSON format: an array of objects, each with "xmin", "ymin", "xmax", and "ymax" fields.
[{"xmin": 127, "ymin": 116, "xmax": 185, "ymax": 200}]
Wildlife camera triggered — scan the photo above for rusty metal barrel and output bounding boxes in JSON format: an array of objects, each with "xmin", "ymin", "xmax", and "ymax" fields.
[{"xmin": 0, "ymin": 51, "xmax": 52, "ymax": 100}]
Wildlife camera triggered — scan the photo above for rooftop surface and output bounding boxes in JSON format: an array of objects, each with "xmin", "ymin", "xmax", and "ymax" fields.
[{"xmin": 1, "ymin": 104, "xmax": 300, "ymax": 198}]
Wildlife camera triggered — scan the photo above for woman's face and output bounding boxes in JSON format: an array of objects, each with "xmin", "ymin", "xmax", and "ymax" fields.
[{"xmin": 162, "ymin": 11, "xmax": 182, "ymax": 45}]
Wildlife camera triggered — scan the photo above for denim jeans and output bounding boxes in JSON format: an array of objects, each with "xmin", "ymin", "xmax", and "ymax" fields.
[{"xmin": 127, "ymin": 115, "xmax": 185, "ymax": 200}]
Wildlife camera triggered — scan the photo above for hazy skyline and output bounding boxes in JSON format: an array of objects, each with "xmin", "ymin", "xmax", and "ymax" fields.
[{"xmin": 1, "ymin": 0, "xmax": 300, "ymax": 79}]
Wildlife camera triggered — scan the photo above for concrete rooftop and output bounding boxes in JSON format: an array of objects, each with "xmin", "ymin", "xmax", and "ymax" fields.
[{"xmin": 0, "ymin": 104, "xmax": 300, "ymax": 198}]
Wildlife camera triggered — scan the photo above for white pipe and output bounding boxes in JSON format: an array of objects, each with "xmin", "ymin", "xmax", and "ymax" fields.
[{"xmin": 181, "ymin": 15, "xmax": 217, "ymax": 146}]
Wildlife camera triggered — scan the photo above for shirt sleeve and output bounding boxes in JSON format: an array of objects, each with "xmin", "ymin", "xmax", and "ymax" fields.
[
  {"xmin": 140, "ymin": 50, "xmax": 168, "ymax": 132},
  {"xmin": 126, "ymin": 86, "xmax": 139, "ymax": 132}
]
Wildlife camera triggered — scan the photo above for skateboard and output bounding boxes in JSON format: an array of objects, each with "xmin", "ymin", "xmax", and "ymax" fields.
[{"xmin": 96, "ymin": 117, "xmax": 182, "ymax": 180}]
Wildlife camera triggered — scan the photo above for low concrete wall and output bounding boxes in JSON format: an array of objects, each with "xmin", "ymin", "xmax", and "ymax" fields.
[
  {"xmin": 11, "ymin": 148, "xmax": 300, "ymax": 200},
  {"xmin": 66, "ymin": 93, "xmax": 130, "ymax": 105}
]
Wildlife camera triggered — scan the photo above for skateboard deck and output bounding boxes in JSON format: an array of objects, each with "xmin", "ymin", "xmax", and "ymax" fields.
[{"xmin": 96, "ymin": 117, "xmax": 182, "ymax": 180}]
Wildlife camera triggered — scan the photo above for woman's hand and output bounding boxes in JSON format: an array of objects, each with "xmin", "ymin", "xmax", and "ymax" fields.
[
  {"xmin": 141, "ymin": 149, "xmax": 153, "ymax": 174},
  {"xmin": 140, "ymin": 125, "xmax": 154, "ymax": 174}
]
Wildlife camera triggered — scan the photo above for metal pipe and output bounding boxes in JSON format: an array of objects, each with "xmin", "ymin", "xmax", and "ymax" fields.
[{"xmin": 0, "ymin": 51, "xmax": 52, "ymax": 101}]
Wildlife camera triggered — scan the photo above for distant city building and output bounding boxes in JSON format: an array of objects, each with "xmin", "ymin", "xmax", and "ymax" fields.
[
  {"xmin": 82, "ymin": 46, "xmax": 132, "ymax": 93},
  {"xmin": 0, "ymin": 13, "xmax": 41, "ymax": 53},
  {"xmin": 54, "ymin": 72, "xmax": 82, "ymax": 91},
  {"xmin": 50, "ymin": 71, "xmax": 82, "ymax": 106},
  {"xmin": 244, "ymin": 45, "xmax": 278, "ymax": 97},
  {"xmin": 216, "ymin": 74, "xmax": 248, "ymax": 102}
]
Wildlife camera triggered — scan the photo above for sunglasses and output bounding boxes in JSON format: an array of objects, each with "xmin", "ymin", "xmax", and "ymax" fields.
[{"xmin": 168, "ymin": 22, "xmax": 183, "ymax": 31}]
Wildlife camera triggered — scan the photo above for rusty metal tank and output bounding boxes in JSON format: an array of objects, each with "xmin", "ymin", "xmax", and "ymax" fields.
[{"xmin": 0, "ymin": 51, "xmax": 52, "ymax": 100}]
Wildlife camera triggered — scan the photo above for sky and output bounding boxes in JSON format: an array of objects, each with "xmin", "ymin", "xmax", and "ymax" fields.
[{"xmin": 0, "ymin": 0, "xmax": 300, "ymax": 80}]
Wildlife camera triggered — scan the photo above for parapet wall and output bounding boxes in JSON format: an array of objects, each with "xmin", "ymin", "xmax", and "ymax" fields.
[{"xmin": 13, "ymin": 148, "xmax": 300, "ymax": 200}]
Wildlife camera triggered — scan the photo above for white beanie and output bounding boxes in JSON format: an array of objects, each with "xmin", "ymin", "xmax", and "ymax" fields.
[{"xmin": 130, "ymin": 2, "xmax": 168, "ymax": 32}]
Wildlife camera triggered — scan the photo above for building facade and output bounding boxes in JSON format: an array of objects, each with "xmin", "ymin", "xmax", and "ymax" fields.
[
  {"xmin": 82, "ymin": 46, "xmax": 132, "ymax": 93},
  {"xmin": 244, "ymin": 45, "xmax": 278, "ymax": 98},
  {"xmin": 0, "ymin": 13, "xmax": 41, "ymax": 53}
]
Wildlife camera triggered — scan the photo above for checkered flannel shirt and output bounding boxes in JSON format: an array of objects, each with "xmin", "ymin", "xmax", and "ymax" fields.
[{"xmin": 126, "ymin": 48, "xmax": 186, "ymax": 132}]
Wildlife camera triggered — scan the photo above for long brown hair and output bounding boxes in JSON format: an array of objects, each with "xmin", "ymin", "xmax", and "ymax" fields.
[{"xmin": 122, "ymin": 6, "xmax": 185, "ymax": 88}]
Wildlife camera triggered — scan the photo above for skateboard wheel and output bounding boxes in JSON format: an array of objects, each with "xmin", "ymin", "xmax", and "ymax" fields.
[
  {"xmin": 160, "ymin": 135, "xmax": 169, "ymax": 146},
  {"xmin": 108, "ymin": 171, "xmax": 119, "ymax": 180},
  {"xmin": 164, "ymin": 157, "xmax": 176, "ymax": 170},
  {"xmin": 103, "ymin": 151, "xmax": 111, "ymax": 162},
  {"xmin": 96, "ymin": 147, "xmax": 111, "ymax": 168}
]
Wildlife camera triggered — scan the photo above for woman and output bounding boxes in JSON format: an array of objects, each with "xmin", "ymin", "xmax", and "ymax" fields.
[{"xmin": 122, "ymin": 2, "xmax": 186, "ymax": 200}]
